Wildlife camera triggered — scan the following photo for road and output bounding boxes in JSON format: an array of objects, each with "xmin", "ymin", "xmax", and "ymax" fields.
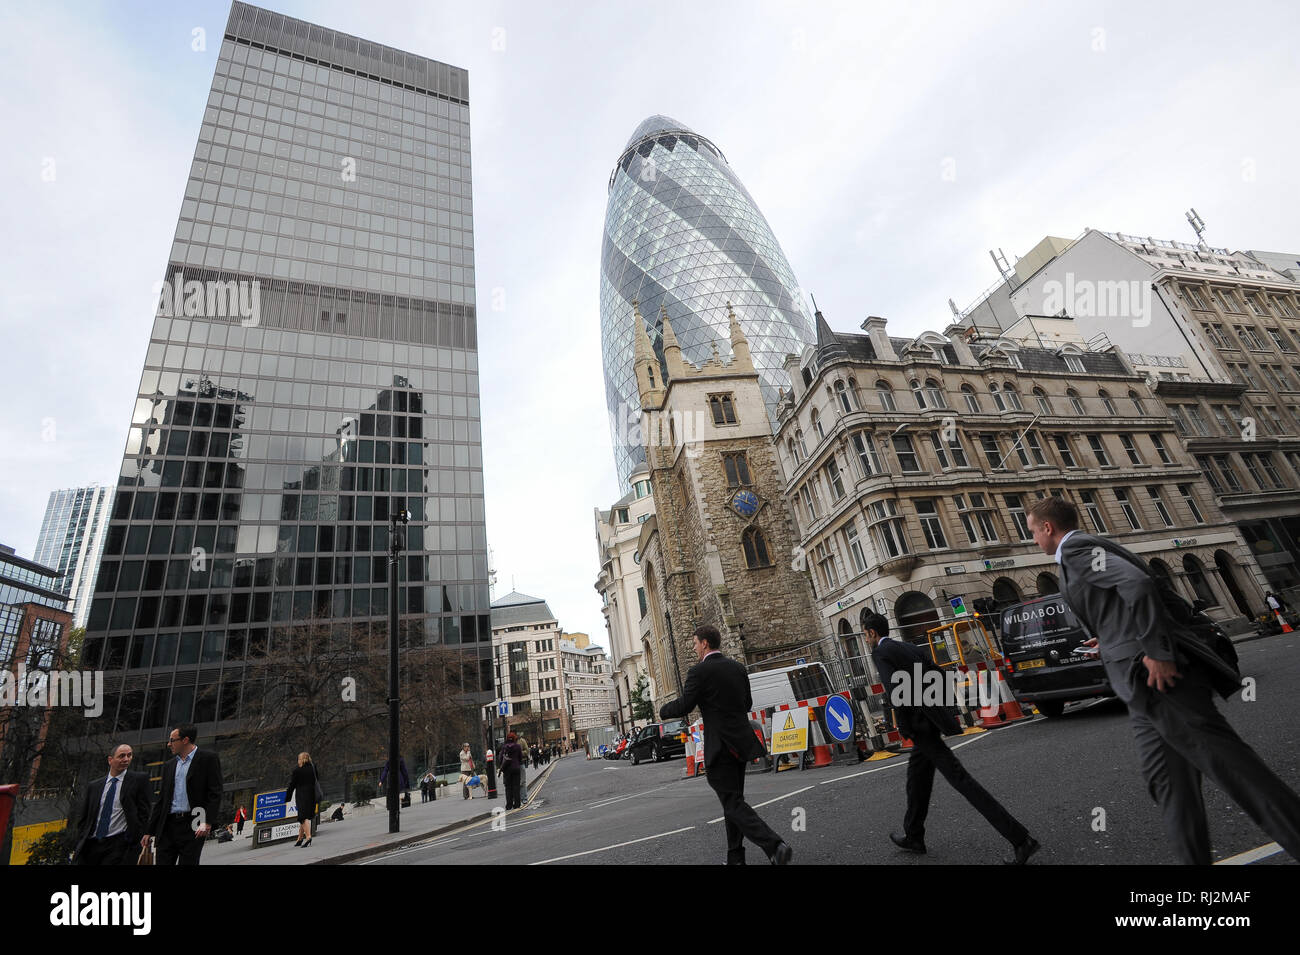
[{"xmin": 364, "ymin": 634, "xmax": 1300, "ymax": 865}]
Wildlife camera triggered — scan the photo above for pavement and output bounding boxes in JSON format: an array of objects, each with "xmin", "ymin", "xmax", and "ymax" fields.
[{"xmin": 202, "ymin": 756, "xmax": 564, "ymax": 865}]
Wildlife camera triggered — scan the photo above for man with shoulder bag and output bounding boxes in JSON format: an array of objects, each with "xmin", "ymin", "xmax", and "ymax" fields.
[{"xmin": 1028, "ymin": 496, "xmax": 1300, "ymax": 864}]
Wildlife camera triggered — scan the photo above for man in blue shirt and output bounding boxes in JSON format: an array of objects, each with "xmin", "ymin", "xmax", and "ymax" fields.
[{"xmin": 144, "ymin": 724, "xmax": 224, "ymax": 865}]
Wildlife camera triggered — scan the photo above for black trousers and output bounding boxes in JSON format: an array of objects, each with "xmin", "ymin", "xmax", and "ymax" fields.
[
  {"xmin": 77, "ymin": 832, "xmax": 133, "ymax": 866},
  {"xmin": 156, "ymin": 814, "xmax": 206, "ymax": 866},
  {"xmin": 503, "ymin": 768, "xmax": 521, "ymax": 809},
  {"xmin": 1124, "ymin": 661, "xmax": 1300, "ymax": 864},
  {"xmin": 903, "ymin": 721, "xmax": 1028, "ymax": 846},
  {"xmin": 705, "ymin": 750, "xmax": 782, "ymax": 864}
]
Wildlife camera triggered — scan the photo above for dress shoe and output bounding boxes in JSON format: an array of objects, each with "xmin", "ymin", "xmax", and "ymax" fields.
[
  {"xmin": 294, "ymin": 837, "xmax": 304, "ymax": 847},
  {"xmin": 300, "ymin": 838, "xmax": 312, "ymax": 848},
  {"xmin": 1005, "ymin": 836, "xmax": 1039, "ymax": 865},
  {"xmin": 769, "ymin": 842, "xmax": 793, "ymax": 866},
  {"xmin": 889, "ymin": 831, "xmax": 926, "ymax": 854}
]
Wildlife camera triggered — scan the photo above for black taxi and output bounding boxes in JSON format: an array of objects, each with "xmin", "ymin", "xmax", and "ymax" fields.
[{"xmin": 1000, "ymin": 594, "xmax": 1113, "ymax": 717}]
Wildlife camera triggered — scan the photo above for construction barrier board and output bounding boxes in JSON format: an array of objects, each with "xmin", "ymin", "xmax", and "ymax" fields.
[{"xmin": 770, "ymin": 707, "xmax": 809, "ymax": 755}]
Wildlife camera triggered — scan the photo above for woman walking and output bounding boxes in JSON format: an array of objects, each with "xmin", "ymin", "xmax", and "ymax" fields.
[{"xmin": 285, "ymin": 752, "xmax": 320, "ymax": 848}]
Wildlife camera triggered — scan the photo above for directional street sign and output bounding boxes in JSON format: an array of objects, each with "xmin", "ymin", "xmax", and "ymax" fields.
[
  {"xmin": 950, "ymin": 596, "xmax": 968, "ymax": 617},
  {"xmin": 497, "ymin": 699, "xmax": 509, "ymax": 717},
  {"xmin": 824, "ymin": 695, "xmax": 853, "ymax": 743},
  {"xmin": 795, "ymin": 657, "xmax": 806, "ymax": 666}
]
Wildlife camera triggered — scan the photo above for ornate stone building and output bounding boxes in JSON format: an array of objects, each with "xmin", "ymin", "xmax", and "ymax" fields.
[
  {"xmin": 775, "ymin": 311, "xmax": 1269, "ymax": 670},
  {"xmin": 632, "ymin": 304, "xmax": 821, "ymax": 706}
]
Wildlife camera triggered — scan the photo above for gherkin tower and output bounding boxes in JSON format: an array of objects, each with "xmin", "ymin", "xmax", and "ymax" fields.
[{"xmin": 600, "ymin": 115, "xmax": 815, "ymax": 489}]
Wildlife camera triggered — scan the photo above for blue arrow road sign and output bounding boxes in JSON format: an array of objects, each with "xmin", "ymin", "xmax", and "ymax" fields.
[
  {"xmin": 497, "ymin": 700, "xmax": 509, "ymax": 717},
  {"xmin": 824, "ymin": 695, "xmax": 854, "ymax": 742}
]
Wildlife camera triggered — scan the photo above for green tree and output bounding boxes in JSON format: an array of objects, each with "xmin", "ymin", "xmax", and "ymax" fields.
[{"xmin": 630, "ymin": 672, "xmax": 655, "ymax": 722}]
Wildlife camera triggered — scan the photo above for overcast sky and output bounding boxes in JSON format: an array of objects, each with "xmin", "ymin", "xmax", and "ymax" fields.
[{"xmin": 2, "ymin": 0, "xmax": 1297, "ymax": 649}]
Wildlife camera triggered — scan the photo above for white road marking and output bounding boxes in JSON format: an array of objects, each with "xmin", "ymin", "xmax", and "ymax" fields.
[
  {"xmin": 529, "ymin": 826, "xmax": 695, "ymax": 864},
  {"xmin": 360, "ymin": 836, "xmax": 460, "ymax": 864},
  {"xmin": 818, "ymin": 719, "xmax": 1042, "ymax": 785},
  {"xmin": 1215, "ymin": 842, "xmax": 1283, "ymax": 865},
  {"xmin": 819, "ymin": 759, "xmax": 907, "ymax": 785},
  {"xmin": 707, "ymin": 785, "xmax": 814, "ymax": 824},
  {"xmin": 588, "ymin": 783, "xmax": 675, "ymax": 810}
]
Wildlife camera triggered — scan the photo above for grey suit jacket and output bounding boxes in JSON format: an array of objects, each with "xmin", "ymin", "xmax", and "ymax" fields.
[{"xmin": 1057, "ymin": 532, "xmax": 1178, "ymax": 703}]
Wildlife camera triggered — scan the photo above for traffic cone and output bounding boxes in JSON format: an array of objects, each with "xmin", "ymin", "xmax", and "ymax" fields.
[{"xmin": 1276, "ymin": 610, "xmax": 1294, "ymax": 633}]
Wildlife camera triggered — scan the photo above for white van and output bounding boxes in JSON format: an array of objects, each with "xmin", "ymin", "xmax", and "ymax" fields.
[{"xmin": 748, "ymin": 662, "xmax": 833, "ymax": 712}]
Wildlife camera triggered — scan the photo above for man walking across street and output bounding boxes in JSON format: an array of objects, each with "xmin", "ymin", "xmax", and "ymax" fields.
[
  {"xmin": 864, "ymin": 611, "xmax": 1039, "ymax": 864},
  {"xmin": 660, "ymin": 625, "xmax": 792, "ymax": 865},
  {"xmin": 143, "ymin": 724, "xmax": 224, "ymax": 865},
  {"xmin": 1028, "ymin": 497, "xmax": 1300, "ymax": 864},
  {"xmin": 73, "ymin": 743, "xmax": 151, "ymax": 865}
]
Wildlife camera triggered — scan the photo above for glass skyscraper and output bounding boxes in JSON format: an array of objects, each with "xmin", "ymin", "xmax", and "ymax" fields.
[
  {"xmin": 83, "ymin": 2, "xmax": 490, "ymax": 745},
  {"xmin": 600, "ymin": 115, "xmax": 816, "ymax": 489},
  {"xmin": 33, "ymin": 484, "xmax": 114, "ymax": 629}
]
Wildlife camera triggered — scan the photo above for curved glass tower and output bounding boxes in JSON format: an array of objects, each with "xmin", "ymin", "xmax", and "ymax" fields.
[{"xmin": 600, "ymin": 115, "xmax": 815, "ymax": 489}]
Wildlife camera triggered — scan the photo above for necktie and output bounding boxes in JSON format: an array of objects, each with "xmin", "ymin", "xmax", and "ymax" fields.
[{"xmin": 95, "ymin": 777, "xmax": 118, "ymax": 839}]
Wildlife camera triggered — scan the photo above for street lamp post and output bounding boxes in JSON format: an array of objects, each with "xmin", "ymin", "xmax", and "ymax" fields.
[{"xmin": 386, "ymin": 508, "xmax": 410, "ymax": 834}]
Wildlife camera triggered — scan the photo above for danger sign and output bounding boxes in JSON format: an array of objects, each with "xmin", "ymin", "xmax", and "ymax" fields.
[{"xmin": 770, "ymin": 707, "xmax": 810, "ymax": 755}]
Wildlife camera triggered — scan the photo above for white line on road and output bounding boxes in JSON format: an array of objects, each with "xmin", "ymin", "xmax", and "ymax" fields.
[
  {"xmin": 588, "ymin": 783, "xmax": 675, "ymax": 810},
  {"xmin": 707, "ymin": 785, "xmax": 814, "ymax": 824},
  {"xmin": 529, "ymin": 827, "xmax": 695, "ymax": 865},
  {"xmin": 819, "ymin": 759, "xmax": 907, "ymax": 785},
  {"xmin": 1215, "ymin": 842, "xmax": 1283, "ymax": 865}
]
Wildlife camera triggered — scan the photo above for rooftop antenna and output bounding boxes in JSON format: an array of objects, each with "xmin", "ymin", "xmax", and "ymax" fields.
[
  {"xmin": 488, "ymin": 547, "xmax": 498, "ymax": 597},
  {"xmin": 989, "ymin": 248, "xmax": 1015, "ymax": 286},
  {"xmin": 948, "ymin": 298, "xmax": 960, "ymax": 320},
  {"xmin": 1186, "ymin": 208, "xmax": 1208, "ymax": 250}
]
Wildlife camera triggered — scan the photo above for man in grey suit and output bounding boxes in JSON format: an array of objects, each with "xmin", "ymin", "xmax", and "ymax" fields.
[{"xmin": 1027, "ymin": 496, "xmax": 1300, "ymax": 863}]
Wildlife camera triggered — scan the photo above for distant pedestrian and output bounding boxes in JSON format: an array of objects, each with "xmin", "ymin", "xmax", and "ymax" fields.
[
  {"xmin": 660, "ymin": 625, "xmax": 792, "ymax": 865},
  {"xmin": 330, "ymin": 804, "xmax": 344, "ymax": 822},
  {"xmin": 379, "ymin": 756, "xmax": 410, "ymax": 799},
  {"xmin": 420, "ymin": 775, "xmax": 430, "ymax": 804},
  {"xmin": 501, "ymin": 732, "xmax": 524, "ymax": 810},
  {"xmin": 1265, "ymin": 591, "xmax": 1289, "ymax": 614},
  {"xmin": 863, "ymin": 611, "xmax": 1038, "ymax": 864},
  {"xmin": 459, "ymin": 742, "xmax": 475, "ymax": 778},
  {"xmin": 233, "ymin": 804, "xmax": 247, "ymax": 835},
  {"xmin": 284, "ymin": 752, "xmax": 319, "ymax": 848}
]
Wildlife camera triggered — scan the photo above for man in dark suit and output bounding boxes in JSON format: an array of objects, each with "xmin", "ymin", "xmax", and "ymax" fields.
[
  {"xmin": 73, "ymin": 743, "xmax": 151, "ymax": 865},
  {"xmin": 864, "ymin": 610, "xmax": 1039, "ymax": 864},
  {"xmin": 660, "ymin": 625, "xmax": 792, "ymax": 865},
  {"xmin": 143, "ymin": 723, "xmax": 224, "ymax": 865},
  {"xmin": 1028, "ymin": 497, "xmax": 1300, "ymax": 864}
]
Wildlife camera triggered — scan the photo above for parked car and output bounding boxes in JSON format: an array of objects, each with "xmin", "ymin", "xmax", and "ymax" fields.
[
  {"xmin": 1000, "ymin": 594, "xmax": 1112, "ymax": 717},
  {"xmin": 627, "ymin": 720, "xmax": 689, "ymax": 764}
]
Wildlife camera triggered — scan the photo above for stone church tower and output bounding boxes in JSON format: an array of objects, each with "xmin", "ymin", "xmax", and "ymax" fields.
[{"xmin": 631, "ymin": 302, "xmax": 821, "ymax": 698}]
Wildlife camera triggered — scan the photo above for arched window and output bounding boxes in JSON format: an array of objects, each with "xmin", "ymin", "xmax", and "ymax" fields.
[
  {"xmin": 795, "ymin": 429, "xmax": 809, "ymax": 459},
  {"xmin": 924, "ymin": 378, "xmax": 945, "ymax": 408},
  {"xmin": 990, "ymin": 383, "xmax": 1006, "ymax": 412},
  {"xmin": 1067, "ymin": 389, "xmax": 1085, "ymax": 415},
  {"xmin": 1182, "ymin": 555, "xmax": 1217, "ymax": 607},
  {"xmin": 992, "ymin": 577, "xmax": 1022, "ymax": 608},
  {"xmin": 787, "ymin": 437, "xmax": 801, "ymax": 465},
  {"xmin": 834, "ymin": 379, "xmax": 856, "ymax": 413},
  {"xmin": 846, "ymin": 378, "xmax": 859, "ymax": 409},
  {"xmin": 1214, "ymin": 550, "xmax": 1253, "ymax": 617},
  {"xmin": 1003, "ymin": 384, "xmax": 1023, "ymax": 411},
  {"xmin": 812, "ymin": 408, "xmax": 824, "ymax": 440},
  {"xmin": 911, "ymin": 379, "xmax": 926, "ymax": 410},
  {"xmin": 894, "ymin": 592, "xmax": 940, "ymax": 644},
  {"xmin": 1035, "ymin": 572, "xmax": 1059, "ymax": 595},
  {"xmin": 961, "ymin": 384, "xmax": 980, "ymax": 413},
  {"xmin": 741, "ymin": 526, "xmax": 771, "ymax": 569},
  {"xmin": 1148, "ymin": 558, "xmax": 1175, "ymax": 590},
  {"xmin": 1033, "ymin": 387, "xmax": 1051, "ymax": 414},
  {"xmin": 1128, "ymin": 390, "xmax": 1145, "ymax": 415},
  {"xmin": 1099, "ymin": 390, "xmax": 1117, "ymax": 415},
  {"xmin": 669, "ymin": 417, "xmax": 676, "ymax": 447},
  {"xmin": 876, "ymin": 381, "xmax": 897, "ymax": 412}
]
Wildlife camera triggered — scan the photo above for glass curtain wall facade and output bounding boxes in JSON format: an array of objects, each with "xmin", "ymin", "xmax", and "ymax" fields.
[
  {"xmin": 83, "ymin": 2, "xmax": 490, "ymax": 744},
  {"xmin": 600, "ymin": 115, "xmax": 816, "ymax": 489},
  {"xmin": 0, "ymin": 547, "xmax": 68, "ymax": 667},
  {"xmin": 33, "ymin": 485, "xmax": 114, "ymax": 629}
]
